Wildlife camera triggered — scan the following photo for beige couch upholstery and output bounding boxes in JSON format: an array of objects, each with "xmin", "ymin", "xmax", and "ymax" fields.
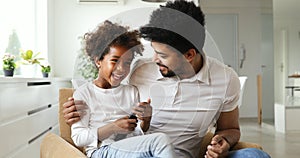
[{"xmin": 40, "ymin": 88, "xmax": 263, "ymax": 158}]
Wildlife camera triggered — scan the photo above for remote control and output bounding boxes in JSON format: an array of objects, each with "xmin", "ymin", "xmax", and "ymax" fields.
[
  {"xmin": 115, "ymin": 114, "xmax": 137, "ymax": 141},
  {"xmin": 129, "ymin": 114, "xmax": 137, "ymax": 120}
]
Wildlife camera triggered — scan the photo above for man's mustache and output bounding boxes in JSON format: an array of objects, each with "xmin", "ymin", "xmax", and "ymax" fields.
[{"xmin": 156, "ymin": 63, "xmax": 168, "ymax": 68}]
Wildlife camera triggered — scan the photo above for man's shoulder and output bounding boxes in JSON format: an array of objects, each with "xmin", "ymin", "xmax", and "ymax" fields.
[
  {"xmin": 206, "ymin": 56, "xmax": 237, "ymax": 75},
  {"xmin": 205, "ymin": 56, "xmax": 239, "ymax": 88},
  {"xmin": 206, "ymin": 56, "xmax": 226, "ymax": 68}
]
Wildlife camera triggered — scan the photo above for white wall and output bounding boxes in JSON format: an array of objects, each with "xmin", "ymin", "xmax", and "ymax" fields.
[
  {"xmin": 49, "ymin": 0, "xmax": 163, "ymax": 78},
  {"xmin": 49, "ymin": 0, "xmax": 272, "ymax": 118},
  {"xmin": 273, "ymin": 0, "xmax": 300, "ymax": 103},
  {"xmin": 201, "ymin": 0, "xmax": 272, "ymax": 118}
]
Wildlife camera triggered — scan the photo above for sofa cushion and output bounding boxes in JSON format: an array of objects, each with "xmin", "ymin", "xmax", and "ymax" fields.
[{"xmin": 41, "ymin": 133, "xmax": 86, "ymax": 158}]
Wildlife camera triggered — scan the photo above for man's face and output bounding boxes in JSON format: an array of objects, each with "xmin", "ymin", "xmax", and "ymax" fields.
[{"xmin": 151, "ymin": 42, "xmax": 187, "ymax": 77}]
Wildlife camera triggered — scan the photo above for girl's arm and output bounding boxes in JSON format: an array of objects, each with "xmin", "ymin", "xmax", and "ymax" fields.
[{"xmin": 71, "ymin": 99, "xmax": 95, "ymax": 147}]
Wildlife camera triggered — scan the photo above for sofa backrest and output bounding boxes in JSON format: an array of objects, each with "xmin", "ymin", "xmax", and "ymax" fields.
[{"xmin": 59, "ymin": 88, "xmax": 84, "ymax": 152}]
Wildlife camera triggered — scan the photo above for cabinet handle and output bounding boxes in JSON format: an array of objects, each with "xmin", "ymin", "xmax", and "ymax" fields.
[
  {"xmin": 27, "ymin": 81, "xmax": 51, "ymax": 86},
  {"xmin": 28, "ymin": 127, "xmax": 52, "ymax": 144},
  {"xmin": 27, "ymin": 104, "xmax": 52, "ymax": 115}
]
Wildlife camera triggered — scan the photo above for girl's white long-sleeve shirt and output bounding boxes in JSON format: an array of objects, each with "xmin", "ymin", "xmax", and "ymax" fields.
[{"xmin": 71, "ymin": 82, "xmax": 141, "ymax": 157}]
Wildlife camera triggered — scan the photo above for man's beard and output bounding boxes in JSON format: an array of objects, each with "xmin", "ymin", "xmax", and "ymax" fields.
[
  {"xmin": 157, "ymin": 63, "xmax": 176, "ymax": 77},
  {"xmin": 161, "ymin": 70, "xmax": 176, "ymax": 77}
]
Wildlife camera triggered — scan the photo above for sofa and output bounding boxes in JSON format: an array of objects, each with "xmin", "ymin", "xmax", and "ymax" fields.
[{"xmin": 40, "ymin": 88, "xmax": 263, "ymax": 158}]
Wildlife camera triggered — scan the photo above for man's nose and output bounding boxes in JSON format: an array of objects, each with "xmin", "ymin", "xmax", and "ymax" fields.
[{"xmin": 152, "ymin": 53, "xmax": 159, "ymax": 62}]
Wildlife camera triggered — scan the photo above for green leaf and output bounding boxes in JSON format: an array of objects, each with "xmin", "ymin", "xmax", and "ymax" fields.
[{"xmin": 32, "ymin": 52, "xmax": 41, "ymax": 58}]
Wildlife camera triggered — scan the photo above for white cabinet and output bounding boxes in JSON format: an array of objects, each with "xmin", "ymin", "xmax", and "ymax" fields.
[
  {"xmin": 275, "ymin": 103, "xmax": 300, "ymax": 133},
  {"xmin": 0, "ymin": 77, "xmax": 71, "ymax": 158}
]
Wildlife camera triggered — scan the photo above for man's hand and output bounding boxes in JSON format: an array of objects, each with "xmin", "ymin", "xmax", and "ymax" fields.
[
  {"xmin": 132, "ymin": 99, "xmax": 152, "ymax": 131},
  {"xmin": 205, "ymin": 107, "xmax": 240, "ymax": 158},
  {"xmin": 62, "ymin": 97, "xmax": 87, "ymax": 126},
  {"xmin": 205, "ymin": 135, "xmax": 230, "ymax": 158},
  {"xmin": 132, "ymin": 98, "xmax": 152, "ymax": 120}
]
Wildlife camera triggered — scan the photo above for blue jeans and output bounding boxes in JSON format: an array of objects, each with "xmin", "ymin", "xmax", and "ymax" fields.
[
  {"xmin": 228, "ymin": 148, "xmax": 271, "ymax": 158},
  {"xmin": 91, "ymin": 133, "xmax": 175, "ymax": 158}
]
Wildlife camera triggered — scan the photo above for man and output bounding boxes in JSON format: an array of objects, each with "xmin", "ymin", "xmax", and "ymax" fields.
[{"xmin": 64, "ymin": 1, "xmax": 270, "ymax": 158}]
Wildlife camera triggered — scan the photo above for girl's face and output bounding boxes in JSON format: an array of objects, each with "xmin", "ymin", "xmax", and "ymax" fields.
[{"xmin": 95, "ymin": 46, "xmax": 133, "ymax": 88}]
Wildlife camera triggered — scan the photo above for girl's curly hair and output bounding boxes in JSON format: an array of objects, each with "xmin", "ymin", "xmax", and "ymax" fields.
[{"xmin": 84, "ymin": 20, "xmax": 144, "ymax": 62}]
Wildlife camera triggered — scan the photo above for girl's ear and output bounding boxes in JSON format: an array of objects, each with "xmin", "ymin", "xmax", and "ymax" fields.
[
  {"xmin": 184, "ymin": 49, "xmax": 197, "ymax": 62},
  {"xmin": 94, "ymin": 57, "xmax": 101, "ymax": 68}
]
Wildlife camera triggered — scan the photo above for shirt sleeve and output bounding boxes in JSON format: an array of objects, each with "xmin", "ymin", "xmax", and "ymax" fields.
[
  {"xmin": 133, "ymin": 85, "xmax": 145, "ymax": 135},
  {"xmin": 132, "ymin": 85, "xmax": 140, "ymax": 104},
  {"xmin": 221, "ymin": 69, "xmax": 240, "ymax": 112},
  {"xmin": 71, "ymin": 90, "xmax": 98, "ymax": 148}
]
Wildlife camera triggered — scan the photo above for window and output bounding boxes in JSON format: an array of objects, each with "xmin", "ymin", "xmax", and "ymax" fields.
[{"xmin": 0, "ymin": 0, "xmax": 47, "ymax": 75}]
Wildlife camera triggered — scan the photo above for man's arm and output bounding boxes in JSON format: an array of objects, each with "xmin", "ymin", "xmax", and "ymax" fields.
[
  {"xmin": 215, "ymin": 107, "xmax": 240, "ymax": 147},
  {"xmin": 205, "ymin": 107, "xmax": 240, "ymax": 158}
]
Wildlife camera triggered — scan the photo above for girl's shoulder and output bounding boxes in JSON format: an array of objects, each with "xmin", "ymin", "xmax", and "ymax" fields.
[{"xmin": 73, "ymin": 81, "xmax": 94, "ymax": 98}]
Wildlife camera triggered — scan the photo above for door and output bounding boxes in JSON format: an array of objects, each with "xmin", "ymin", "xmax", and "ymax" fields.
[{"xmin": 261, "ymin": 14, "xmax": 275, "ymax": 125}]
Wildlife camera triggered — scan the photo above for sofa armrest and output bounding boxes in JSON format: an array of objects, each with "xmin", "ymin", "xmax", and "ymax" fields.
[{"xmin": 40, "ymin": 133, "xmax": 86, "ymax": 158}]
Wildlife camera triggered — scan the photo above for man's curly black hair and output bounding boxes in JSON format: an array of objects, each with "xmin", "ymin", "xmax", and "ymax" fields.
[
  {"xmin": 140, "ymin": 0, "xmax": 205, "ymax": 54},
  {"xmin": 84, "ymin": 20, "xmax": 144, "ymax": 63}
]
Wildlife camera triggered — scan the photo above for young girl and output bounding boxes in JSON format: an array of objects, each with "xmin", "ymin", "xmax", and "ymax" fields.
[{"xmin": 71, "ymin": 20, "xmax": 175, "ymax": 158}]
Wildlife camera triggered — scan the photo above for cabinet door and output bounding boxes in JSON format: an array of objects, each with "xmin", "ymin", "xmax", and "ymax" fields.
[
  {"xmin": 0, "ymin": 104, "xmax": 58, "ymax": 158},
  {"xmin": 0, "ymin": 81, "xmax": 56, "ymax": 122}
]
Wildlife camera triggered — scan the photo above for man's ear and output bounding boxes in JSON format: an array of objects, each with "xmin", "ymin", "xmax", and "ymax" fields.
[{"xmin": 184, "ymin": 49, "xmax": 197, "ymax": 62}]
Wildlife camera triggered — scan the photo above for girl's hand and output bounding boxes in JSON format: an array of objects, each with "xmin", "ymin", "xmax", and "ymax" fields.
[{"xmin": 113, "ymin": 116, "xmax": 137, "ymax": 134}]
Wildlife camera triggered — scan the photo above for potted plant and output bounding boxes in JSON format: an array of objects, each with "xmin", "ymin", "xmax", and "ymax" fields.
[
  {"xmin": 40, "ymin": 63, "xmax": 51, "ymax": 78},
  {"xmin": 20, "ymin": 49, "xmax": 44, "ymax": 65},
  {"xmin": 2, "ymin": 53, "xmax": 16, "ymax": 77},
  {"xmin": 19, "ymin": 49, "xmax": 44, "ymax": 77}
]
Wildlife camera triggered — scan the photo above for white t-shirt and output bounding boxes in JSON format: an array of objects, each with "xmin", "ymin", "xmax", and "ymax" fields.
[
  {"xmin": 71, "ymin": 82, "xmax": 140, "ymax": 157},
  {"xmin": 127, "ymin": 54, "xmax": 240, "ymax": 158}
]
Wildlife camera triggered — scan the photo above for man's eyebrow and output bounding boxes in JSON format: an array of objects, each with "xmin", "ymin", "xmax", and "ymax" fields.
[
  {"xmin": 111, "ymin": 55, "xmax": 121, "ymax": 58},
  {"xmin": 154, "ymin": 50, "xmax": 165, "ymax": 55}
]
